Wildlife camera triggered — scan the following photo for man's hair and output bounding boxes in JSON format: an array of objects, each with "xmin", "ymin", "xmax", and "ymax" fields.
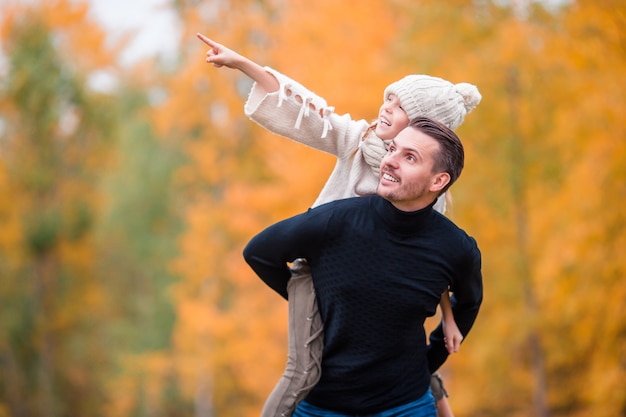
[{"xmin": 409, "ymin": 116, "xmax": 464, "ymax": 194}]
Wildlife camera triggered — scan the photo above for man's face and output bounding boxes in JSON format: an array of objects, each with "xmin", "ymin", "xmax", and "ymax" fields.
[{"xmin": 377, "ymin": 126, "xmax": 450, "ymax": 212}]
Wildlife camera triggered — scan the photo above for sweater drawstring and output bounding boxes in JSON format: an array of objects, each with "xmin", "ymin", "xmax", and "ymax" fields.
[
  {"xmin": 295, "ymin": 96, "xmax": 313, "ymax": 130},
  {"xmin": 321, "ymin": 107, "xmax": 334, "ymax": 139},
  {"xmin": 272, "ymin": 70, "xmax": 335, "ymax": 139},
  {"xmin": 277, "ymin": 82, "xmax": 290, "ymax": 107}
]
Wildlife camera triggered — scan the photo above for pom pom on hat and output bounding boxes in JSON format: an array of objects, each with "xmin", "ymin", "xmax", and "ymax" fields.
[{"xmin": 383, "ymin": 75, "xmax": 481, "ymax": 130}]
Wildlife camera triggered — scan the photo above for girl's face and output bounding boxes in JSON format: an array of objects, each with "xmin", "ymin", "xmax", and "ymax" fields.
[{"xmin": 375, "ymin": 93, "xmax": 410, "ymax": 140}]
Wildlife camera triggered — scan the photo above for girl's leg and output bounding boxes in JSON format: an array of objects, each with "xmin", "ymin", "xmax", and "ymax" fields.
[
  {"xmin": 431, "ymin": 373, "xmax": 455, "ymax": 417},
  {"xmin": 261, "ymin": 259, "xmax": 324, "ymax": 417}
]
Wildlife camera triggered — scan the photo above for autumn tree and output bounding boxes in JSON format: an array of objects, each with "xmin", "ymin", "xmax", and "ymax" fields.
[
  {"xmin": 0, "ymin": 2, "xmax": 118, "ymax": 416},
  {"xmin": 93, "ymin": 80, "xmax": 187, "ymax": 416},
  {"xmin": 0, "ymin": 1, "xmax": 187, "ymax": 416},
  {"xmin": 154, "ymin": 2, "xmax": 290, "ymax": 415}
]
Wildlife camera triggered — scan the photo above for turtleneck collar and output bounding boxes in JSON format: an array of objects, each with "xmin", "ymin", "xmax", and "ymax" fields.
[{"xmin": 372, "ymin": 196, "xmax": 437, "ymax": 235}]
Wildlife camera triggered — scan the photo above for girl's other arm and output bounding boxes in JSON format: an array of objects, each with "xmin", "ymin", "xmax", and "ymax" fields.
[{"xmin": 440, "ymin": 290, "xmax": 463, "ymax": 354}]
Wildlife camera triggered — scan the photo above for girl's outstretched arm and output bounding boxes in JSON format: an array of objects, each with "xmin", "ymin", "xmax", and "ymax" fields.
[{"xmin": 197, "ymin": 33, "xmax": 279, "ymax": 93}]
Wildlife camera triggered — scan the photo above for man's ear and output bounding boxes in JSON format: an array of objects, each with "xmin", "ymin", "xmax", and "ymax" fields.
[{"xmin": 430, "ymin": 172, "xmax": 451, "ymax": 193}]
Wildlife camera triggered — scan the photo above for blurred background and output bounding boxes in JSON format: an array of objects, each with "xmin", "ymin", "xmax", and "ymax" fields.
[{"xmin": 0, "ymin": 0, "xmax": 624, "ymax": 416}]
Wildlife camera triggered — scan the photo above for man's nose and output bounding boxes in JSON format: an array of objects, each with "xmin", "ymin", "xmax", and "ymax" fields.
[{"xmin": 382, "ymin": 153, "xmax": 399, "ymax": 167}]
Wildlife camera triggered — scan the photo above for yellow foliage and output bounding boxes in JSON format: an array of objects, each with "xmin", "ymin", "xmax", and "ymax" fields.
[{"xmin": 1, "ymin": 0, "xmax": 114, "ymax": 70}]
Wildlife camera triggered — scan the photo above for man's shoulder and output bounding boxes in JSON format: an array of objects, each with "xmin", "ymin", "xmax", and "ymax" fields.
[
  {"xmin": 312, "ymin": 195, "xmax": 374, "ymax": 211},
  {"xmin": 307, "ymin": 196, "xmax": 376, "ymax": 226},
  {"xmin": 432, "ymin": 213, "xmax": 479, "ymax": 250}
]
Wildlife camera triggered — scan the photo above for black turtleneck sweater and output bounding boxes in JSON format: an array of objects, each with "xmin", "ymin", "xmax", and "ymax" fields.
[{"xmin": 243, "ymin": 195, "xmax": 482, "ymax": 414}]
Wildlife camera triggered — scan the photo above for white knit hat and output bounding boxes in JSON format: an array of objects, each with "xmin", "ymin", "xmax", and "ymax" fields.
[{"xmin": 383, "ymin": 75, "xmax": 481, "ymax": 130}]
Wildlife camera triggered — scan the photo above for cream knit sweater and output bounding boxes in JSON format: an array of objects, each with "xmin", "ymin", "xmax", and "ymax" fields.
[{"xmin": 244, "ymin": 67, "xmax": 446, "ymax": 213}]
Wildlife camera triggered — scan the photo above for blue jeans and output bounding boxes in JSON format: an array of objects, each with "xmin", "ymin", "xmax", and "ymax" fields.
[{"xmin": 292, "ymin": 389, "xmax": 436, "ymax": 417}]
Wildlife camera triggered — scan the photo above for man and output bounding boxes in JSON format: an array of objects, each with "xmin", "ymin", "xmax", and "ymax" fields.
[{"xmin": 244, "ymin": 117, "xmax": 483, "ymax": 417}]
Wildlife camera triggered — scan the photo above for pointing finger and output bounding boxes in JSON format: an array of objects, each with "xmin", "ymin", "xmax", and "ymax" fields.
[{"xmin": 196, "ymin": 33, "xmax": 216, "ymax": 48}]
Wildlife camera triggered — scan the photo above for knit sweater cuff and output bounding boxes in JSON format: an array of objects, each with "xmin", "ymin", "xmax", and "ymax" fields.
[{"xmin": 244, "ymin": 67, "xmax": 335, "ymax": 138}]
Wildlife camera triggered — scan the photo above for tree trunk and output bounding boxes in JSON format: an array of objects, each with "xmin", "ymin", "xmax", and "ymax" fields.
[{"xmin": 507, "ymin": 66, "xmax": 549, "ymax": 417}]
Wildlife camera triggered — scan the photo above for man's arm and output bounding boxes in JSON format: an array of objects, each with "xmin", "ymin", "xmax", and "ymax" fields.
[{"xmin": 243, "ymin": 208, "xmax": 329, "ymax": 299}]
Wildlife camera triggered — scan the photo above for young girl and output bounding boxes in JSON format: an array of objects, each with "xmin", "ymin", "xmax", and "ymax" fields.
[{"xmin": 198, "ymin": 33, "xmax": 481, "ymax": 417}]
